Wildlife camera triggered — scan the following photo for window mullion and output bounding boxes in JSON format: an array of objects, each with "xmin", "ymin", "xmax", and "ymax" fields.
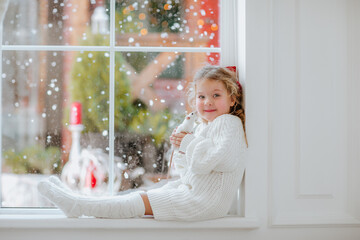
[
  {"xmin": 0, "ymin": 0, "xmax": 9, "ymax": 208},
  {"xmin": 0, "ymin": 17, "xmax": 4, "ymax": 209},
  {"xmin": 107, "ymin": 0, "xmax": 115, "ymax": 196}
]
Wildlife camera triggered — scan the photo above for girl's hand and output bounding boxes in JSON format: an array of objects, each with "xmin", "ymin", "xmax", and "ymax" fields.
[{"xmin": 170, "ymin": 128, "xmax": 189, "ymax": 148}]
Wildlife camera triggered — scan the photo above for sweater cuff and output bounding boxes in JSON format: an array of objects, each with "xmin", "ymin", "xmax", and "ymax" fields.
[
  {"xmin": 178, "ymin": 133, "xmax": 195, "ymax": 153},
  {"xmin": 147, "ymin": 188, "xmax": 176, "ymax": 220}
]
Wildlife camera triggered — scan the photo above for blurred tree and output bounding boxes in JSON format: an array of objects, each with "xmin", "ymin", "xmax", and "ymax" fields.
[
  {"xmin": 70, "ymin": 31, "xmax": 172, "ymax": 146},
  {"xmin": 147, "ymin": 0, "xmax": 183, "ymax": 33}
]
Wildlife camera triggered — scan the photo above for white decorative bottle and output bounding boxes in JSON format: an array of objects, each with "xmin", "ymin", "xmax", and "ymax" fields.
[{"xmin": 61, "ymin": 102, "xmax": 84, "ymax": 189}]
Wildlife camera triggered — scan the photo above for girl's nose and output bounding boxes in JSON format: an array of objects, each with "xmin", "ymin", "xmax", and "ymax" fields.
[{"xmin": 204, "ymin": 98, "xmax": 213, "ymax": 105}]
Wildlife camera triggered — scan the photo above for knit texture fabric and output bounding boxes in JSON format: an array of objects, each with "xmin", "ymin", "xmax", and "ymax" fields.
[
  {"xmin": 147, "ymin": 114, "xmax": 247, "ymax": 221},
  {"xmin": 38, "ymin": 180, "xmax": 145, "ymax": 218}
]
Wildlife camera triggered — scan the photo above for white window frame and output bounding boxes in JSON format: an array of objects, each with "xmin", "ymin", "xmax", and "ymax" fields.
[{"xmin": 0, "ymin": 0, "xmax": 258, "ymax": 229}]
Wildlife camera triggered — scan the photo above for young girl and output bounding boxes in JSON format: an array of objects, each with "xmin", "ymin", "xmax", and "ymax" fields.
[{"xmin": 38, "ymin": 65, "xmax": 248, "ymax": 221}]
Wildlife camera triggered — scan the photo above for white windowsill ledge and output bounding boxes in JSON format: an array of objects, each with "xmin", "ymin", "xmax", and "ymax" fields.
[{"xmin": 0, "ymin": 214, "xmax": 259, "ymax": 229}]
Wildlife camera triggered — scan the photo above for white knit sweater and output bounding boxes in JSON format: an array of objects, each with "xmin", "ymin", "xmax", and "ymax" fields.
[{"xmin": 147, "ymin": 114, "xmax": 247, "ymax": 221}]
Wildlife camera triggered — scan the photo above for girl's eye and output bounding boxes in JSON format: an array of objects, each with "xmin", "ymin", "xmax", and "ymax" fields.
[
  {"xmin": 198, "ymin": 95, "xmax": 205, "ymax": 99},
  {"xmin": 213, "ymin": 94, "xmax": 220, "ymax": 98}
]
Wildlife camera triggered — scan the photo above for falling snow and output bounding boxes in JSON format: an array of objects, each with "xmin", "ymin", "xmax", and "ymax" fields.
[
  {"xmin": 1, "ymin": 0, "xmax": 220, "ymax": 206},
  {"xmin": 177, "ymin": 84, "xmax": 184, "ymax": 91}
]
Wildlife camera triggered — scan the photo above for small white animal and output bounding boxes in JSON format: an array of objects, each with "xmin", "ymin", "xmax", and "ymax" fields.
[{"xmin": 175, "ymin": 111, "xmax": 197, "ymax": 134}]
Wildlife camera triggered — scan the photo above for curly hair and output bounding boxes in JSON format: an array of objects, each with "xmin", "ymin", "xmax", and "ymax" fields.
[{"xmin": 187, "ymin": 65, "xmax": 247, "ymax": 145}]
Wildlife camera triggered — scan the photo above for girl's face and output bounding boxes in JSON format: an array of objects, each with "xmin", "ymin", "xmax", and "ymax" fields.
[{"xmin": 195, "ymin": 78, "xmax": 235, "ymax": 123}]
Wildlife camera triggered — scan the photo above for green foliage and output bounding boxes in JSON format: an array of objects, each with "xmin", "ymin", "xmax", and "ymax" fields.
[
  {"xmin": 70, "ymin": 33, "xmax": 135, "ymax": 133},
  {"xmin": 111, "ymin": 0, "xmax": 183, "ymax": 33},
  {"xmin": 123, "ymin": 52, "xmax": 184, "ymax": 79},
  {"xmin": 129, "ymin": 105, "xmax": 172, "ymax": 146},
  {"xmin": 147, "ymin": 0, "xmax": 183, "ymax": 33},
  {"xmin": 115, "ymin": 4, "xmax": 141, "ymax": 34},
  {"xmin": 3, "ymin": 145, "xmax": 62, "ymax": 174}
]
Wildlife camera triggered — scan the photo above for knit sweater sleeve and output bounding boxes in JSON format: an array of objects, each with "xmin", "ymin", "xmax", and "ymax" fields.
[
  {"xmin": 186, "ymin": 115, "xmax": 244, "ymax": 175},
  {"xmin": 173, "ymin": 151, "xmax": 188, "ymax": 177},
  {"xmin": 160, "ymin": 178, "xmax": 182, "ymax": 190}
]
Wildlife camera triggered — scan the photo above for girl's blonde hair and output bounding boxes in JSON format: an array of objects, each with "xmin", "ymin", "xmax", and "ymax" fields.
[{"xmin": 187, "ymin": 65, "xmax": 247, "ymax": 145}]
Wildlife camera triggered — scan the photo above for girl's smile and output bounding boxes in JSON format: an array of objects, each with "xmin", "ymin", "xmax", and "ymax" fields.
[{"xmin": 195, "ymin": 78, "xmax": 235, "ymax": 122}]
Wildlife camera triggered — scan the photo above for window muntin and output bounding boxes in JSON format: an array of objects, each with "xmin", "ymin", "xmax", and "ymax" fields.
[{"xmin": 1, "ymin": 0, "xmax": 225, "ymax": 209}]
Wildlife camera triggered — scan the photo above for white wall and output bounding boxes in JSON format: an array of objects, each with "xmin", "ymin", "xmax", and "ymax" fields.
[
  {"xmin": 269, "ymin": 0, "xmax": 360, "ymax": 226},
  {"xmin": 1, "ymin": 0, "xmax": 360, "ymax": 239}
]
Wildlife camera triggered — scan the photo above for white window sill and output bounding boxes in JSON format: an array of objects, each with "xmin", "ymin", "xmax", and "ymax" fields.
[{"xmin": 0, "ymin": 214, "xmax": 259, "ymax": 230}]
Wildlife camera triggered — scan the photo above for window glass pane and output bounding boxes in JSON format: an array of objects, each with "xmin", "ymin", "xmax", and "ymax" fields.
[
  {"xmin": 114, "ymin": 51, "xmax": 219, "ymax": 192},
  {"xmin": 115, "ymin": 0, "xmax": 220, "ymax": 48},
  {"xmin": 1, "ymin": 50, "xmax": 110, "ymax": 207},
  {"xmin": 3, "ymin": 0, "xmax": 110, "ymax": 46}
]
